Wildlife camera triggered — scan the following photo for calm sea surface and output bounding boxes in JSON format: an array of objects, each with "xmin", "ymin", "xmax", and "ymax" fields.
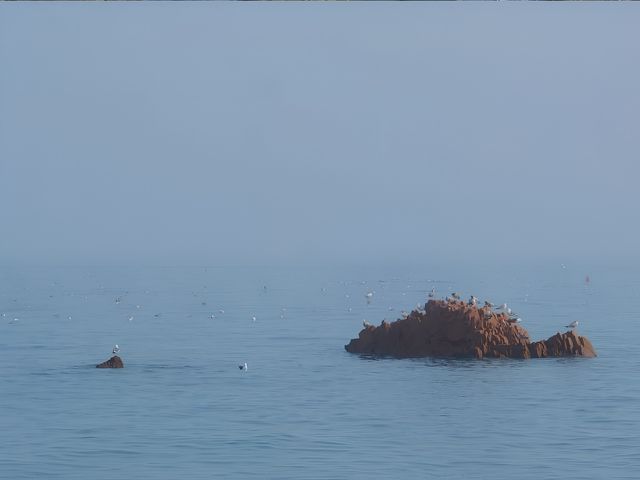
[{"xmin": 1, "ymin": 264, "xmax": 638, "ymax": 479}]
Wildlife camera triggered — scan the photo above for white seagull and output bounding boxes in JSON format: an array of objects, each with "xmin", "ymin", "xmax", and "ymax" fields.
[
  {"xmin": 112, "ymin": 344, "xmax": 120, "ymax": 354},
  {"xmin": 239, "ymin": 362, "xmax": 248, "ymax": 371},
  {"xmin": 565, "ymin": 320, "xmax": 579, "ymax": 329}
]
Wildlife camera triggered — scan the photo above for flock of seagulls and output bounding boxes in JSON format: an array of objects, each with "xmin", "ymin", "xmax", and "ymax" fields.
[
  {"xmin": 7, "ymin": 271, "xmax": 587, "ymax": 374},
  {"xmin": 423, "ymin": 290, "xmax": 579, "ymax": 332}
]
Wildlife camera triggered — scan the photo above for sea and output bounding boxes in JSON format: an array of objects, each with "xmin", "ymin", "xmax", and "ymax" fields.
[{"xmin": 1, "ymin": 263, "xmax": 638, "ymax": 479}]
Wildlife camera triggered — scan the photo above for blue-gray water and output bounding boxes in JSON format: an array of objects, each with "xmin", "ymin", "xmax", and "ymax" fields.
[{"xmin": 1, "ymin": 264, "xmax": 638, "ymax": 479}]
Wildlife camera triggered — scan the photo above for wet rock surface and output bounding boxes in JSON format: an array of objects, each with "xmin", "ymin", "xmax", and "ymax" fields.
[
  {"xmin": 96, "ymin": 355, "xmax": 124, "ymax": 368},
  {"xmin": 345, "ymin": 300, "xmax": 596, "ymax": 359}
]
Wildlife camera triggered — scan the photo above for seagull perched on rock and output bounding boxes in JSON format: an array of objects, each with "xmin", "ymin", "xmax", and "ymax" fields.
[
  {"xmin": 112, "ymin": 344, "xmax": 120, "ymax": 354},
  {"xmin": 239, "ymin": 362, "xmax": 248, "ymax": 371},
  {"xmin": 451, "ymin": 292, "xmax": 461, "ymax": 300},
  {"xmin": 484, "ymin": 301, "xmax": 494, "ymax": 308},
  {"xmin": 565, "ymin": 320, "xmax": 579, "ymax": 330},
  {"xmin": 363, "ymin": 319, "xmax": 372, "ymax": 328},
  {"xmin": 428, "ymin": 288, "xmax": 436, "ymax": 298},
  {"xmin": 468, "ymin": 295, "xmax": 478, "ymax": 306}
]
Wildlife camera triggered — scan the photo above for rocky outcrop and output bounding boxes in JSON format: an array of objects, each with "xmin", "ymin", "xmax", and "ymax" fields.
[
  {"xmin": 96, "ymin": 355, "xmax": 124, "ymax": 368},
  {"xmin": 345, "ymin": 300, "xmax": 596, "ymax": 359}
]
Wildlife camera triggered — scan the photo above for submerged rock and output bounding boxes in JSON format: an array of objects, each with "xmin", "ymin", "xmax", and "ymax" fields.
[
  {"xmin": 96, "ymin": 355, "xmax": 124, "ymax": 368},
  {"xmin": 344, "ymin": 299, "xmax": 596, "ymax": 359}
]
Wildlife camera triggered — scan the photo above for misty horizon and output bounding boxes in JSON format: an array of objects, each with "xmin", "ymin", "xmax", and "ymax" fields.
[{"xmin": 1, "ymin": 3, "xmax": 638, "ymax": 267}]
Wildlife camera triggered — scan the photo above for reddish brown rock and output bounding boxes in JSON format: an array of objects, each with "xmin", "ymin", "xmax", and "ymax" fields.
[
  {"xmin": 96, "ymin": 355, "xmax": 124, "ymax": 368},
  {"xmin": 344, "ymin": 300, "xmax": 596, "ymax": 359}
]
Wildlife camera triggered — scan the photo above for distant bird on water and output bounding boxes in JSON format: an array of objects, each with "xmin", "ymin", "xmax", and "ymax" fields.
[
  {"xmin": 565, "ymin": 320, "xmax": 579, "ymax": 330},
  {"xmin": 112, "ymin": 344, "xmax": 120, "ymax": 354},
  {"xmin": 239, "ymin": 362, "xmax": 248, "ymax": 371}
]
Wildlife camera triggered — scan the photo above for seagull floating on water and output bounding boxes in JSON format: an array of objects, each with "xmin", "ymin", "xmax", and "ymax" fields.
[
  {"xmin": 239, "ymin": 362, "xmax": 248, "ymax": 371},
  {"xmin": 565, "ymin": 320, "xmax": 579, "ymax": 329},
  {"xmin": 112, "ymin": 344, "xmax": 120, "ymax": 354}
]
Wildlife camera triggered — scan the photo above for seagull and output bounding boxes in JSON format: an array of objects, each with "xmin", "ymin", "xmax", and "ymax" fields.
[
  {"xmin": 484, "ymin": 301, "xmax": 494, "ymax": 308},
  {"xmin": 451, "ymin": 292, "xmax": 461, "ymax": 300},
  {"xmin": 363, "ymin": 319, "xmax": 372, "ymax": 328},
  {"xmin": 565, "ymin": 320, "xmax": 579, "ymax": 329},
  {"xmin": 251, "ymin": 316, "xmax": 257, "ymax": 322},
  {"xmin": 468, "ymin": 295, "xmax": 478, "ymax": 306},
  {"xmin": 495, "ymin": 303, "xmax": 508, "ymax": 311},
  {"xmin": 219, "ymin": 309, "xmax": 225, "ymax": 314},
  {"xmin": 401, "ymin": 310, "xmax": 409, "ymax": 319},
  {"xmin": 428, "ymin": 288, "xmax": 436, "ymax": 298},
  {"xmin": 507, "ymin": 317, "xmax": 522, "ymax": 324},
  {"xmin": 365, "ymin": 291, "xmax": 373, "ymax": 299},
  {"xmin": 239, "ymin": 362, "xmax": 248, "ymax": 371},
  {"xmin": 112, "ymin": 344, "xmax": 120, "ymax": 354}
]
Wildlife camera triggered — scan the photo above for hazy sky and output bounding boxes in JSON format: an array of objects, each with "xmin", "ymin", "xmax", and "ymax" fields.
[{"xmin": 1, "ymin": 3, "xmax": 638, "ymax": 266}]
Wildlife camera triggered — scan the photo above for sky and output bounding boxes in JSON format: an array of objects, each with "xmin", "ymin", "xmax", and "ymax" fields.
[{"xmin": 0, "ymin": 3, "xmax": 638, "ymax": 267}]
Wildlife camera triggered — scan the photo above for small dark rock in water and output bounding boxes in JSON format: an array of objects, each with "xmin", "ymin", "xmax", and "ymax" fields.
[
  {"xmin": 345, "ymin": 299, "xmax": 597, "ymax": 359},
  {"xmin": 96, "ymin": 355, "xmax": 124, "ymax": 368}
]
